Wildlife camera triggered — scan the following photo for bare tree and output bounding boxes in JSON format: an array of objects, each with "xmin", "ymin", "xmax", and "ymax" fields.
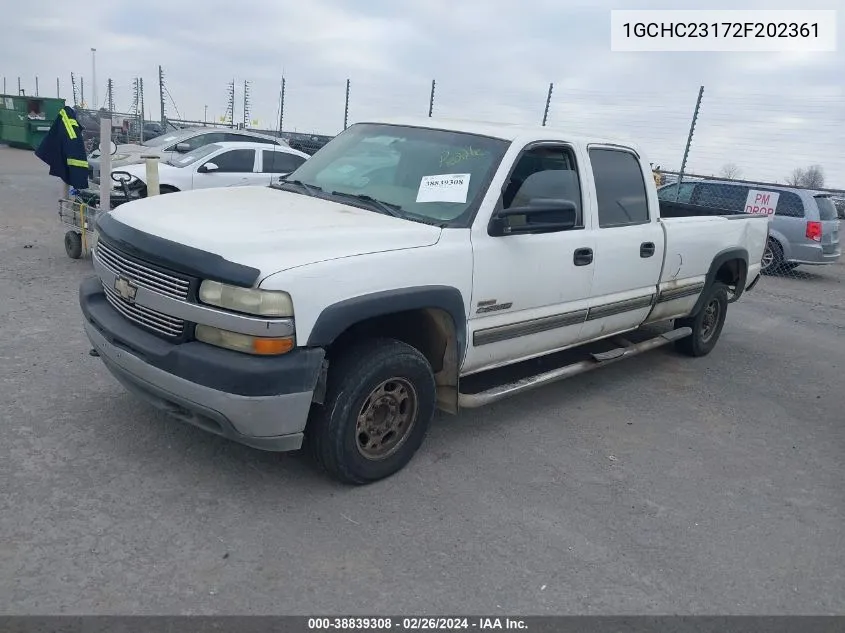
[
  {"xmin": 802, "ymin": 165, "xmax": 825, "ymax": 189},
  {"xmin": 786, "ymin": 167, "xmax": 804, "ymax": 186},
  {"xmin": 786, "ymin": 165, "xmax": 825, "ymax": 188},
  {"xmin": 719, "ymin": 163, "xmax": 742, "ymax": 179}
]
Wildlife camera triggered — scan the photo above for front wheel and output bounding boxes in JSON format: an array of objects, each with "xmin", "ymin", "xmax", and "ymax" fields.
[
  {"xmin": 674, "ymin": 282, "xmax": 729, "ymax": 357},
  {"xmin": 64, "ymin": 231, "xmax": 83, "ymax": 259},
  {"xmin": 307, "ymin": 339, "xmax": 436, "ymax": 485}
]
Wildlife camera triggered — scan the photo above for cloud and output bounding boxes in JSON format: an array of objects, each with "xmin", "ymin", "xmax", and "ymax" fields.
[{"xmin": 2, "ymin": 0, "xmax": 843, "ymax": 185}]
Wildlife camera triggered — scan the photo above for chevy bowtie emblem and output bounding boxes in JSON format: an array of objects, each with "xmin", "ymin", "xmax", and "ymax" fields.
[{"xmin": 113, "ymin": 276, "xmax": 138, "ymax": 303}]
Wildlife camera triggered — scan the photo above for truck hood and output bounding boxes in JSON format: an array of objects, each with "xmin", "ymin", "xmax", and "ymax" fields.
[{"xmin": 107, "ymin": 186, "xmax": 443, "ymax": 279}]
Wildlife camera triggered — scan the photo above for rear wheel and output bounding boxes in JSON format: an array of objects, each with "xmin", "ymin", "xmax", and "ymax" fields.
[
  {"xmin": 761, "ymin": 238, "xmax": 784, "ymax": 274},
  {"xmin": 674, "ymin": 282, "xmax": 729, "ymax": 357},
  {"xmin": 307, "ymin": 338, "xmax": 436, "ymax": 485}
]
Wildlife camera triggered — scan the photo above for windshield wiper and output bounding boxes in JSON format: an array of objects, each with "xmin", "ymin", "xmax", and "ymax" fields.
[
  {"xmin": 272, "ymin": 178, "xmax": 323, "ymax": 196},
  {"xmin": 329, "ymin": 191, "xmax": 403, "ymax": 217}
]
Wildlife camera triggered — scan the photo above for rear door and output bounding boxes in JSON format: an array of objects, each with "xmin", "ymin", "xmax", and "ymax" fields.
[
  {"xmin": 579, "ymin": 146, "xmax": 664, "ymax": 341},
  {"xmin": 259, "ymin": 149, "xmax": 308, "ymax": 185}
]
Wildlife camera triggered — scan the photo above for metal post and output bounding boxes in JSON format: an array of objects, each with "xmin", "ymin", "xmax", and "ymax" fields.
[
  {"xmin": 57, "ymin": 77, "xmax": 60, "ymax": 98},
  {"xmin": 428, "ymin": 79, "xmax": 436, "ymax": 117},
  {"xmin": 139, "ymin": 78, "xmax": 145, "ymax": 142},
  {"xmin": 243, "ymin": 80, "xmax": 250, "ymax": 128},
  {"xmin": 80, "ymin": 77, "xmax": 84, "ymax": 108},
  {"xmin": 91, "ymin": 48, "xmax": 97, "ymax": 109},
  {"xmin": 99, "ymin": 115, "xmax": 111, "ymax": 211},
  {"xmin": 676, "ymin": 85, "xmax": 704, "ymax": 200},
  {"xmin": 204, "ymin": 105, "xmax": 208, "ymax": 124},
  {"xmin": 343, "ymin": 79, "xmax": 350, "ymax": 130},
  {"xmin": 542, "ymin": 83, "xmax": 553, "ymax": 126},
  {"xmin": 158, "ymin": 66, "xmax": 166, "ymax": 127},
  {"xmin": 278, "ymin": 77, "xmax": 286, "ymax": 133},
  {"xmin": 35, "ymin": 76, "xmax": 39, "ymax": 96},
  {"xmin": 107, "ymin": 78, "xmax": 114, "ymax": 113},
  {"xmin": 142, "ymin": 156, "xmax": 160, "ymax": 196},
  {"xmin": 2, "ymin": 77, "xmax": 5, "ymax": 94},
  {"xmin": 17, "ymin": 77, "xmax": 21, "ymax": 95}
]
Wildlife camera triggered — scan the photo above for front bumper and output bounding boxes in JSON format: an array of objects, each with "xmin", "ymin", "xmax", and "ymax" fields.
[{"xmin": 80, "ymin": 276, "xmax": 325, "ymax": 452}]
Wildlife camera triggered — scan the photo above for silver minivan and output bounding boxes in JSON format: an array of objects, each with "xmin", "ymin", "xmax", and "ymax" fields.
[{"xmin": 659, "ymin": 179, "xmax": 841, "ymax": 273}]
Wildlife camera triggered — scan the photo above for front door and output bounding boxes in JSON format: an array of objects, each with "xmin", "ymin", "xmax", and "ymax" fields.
[
  {"xmin": 462, "ymin": 143, "xmax": 596, "ymax": 375},
  {"xmin": 193, "ymin": 148, "xmax": 258, "ymax": 189}
]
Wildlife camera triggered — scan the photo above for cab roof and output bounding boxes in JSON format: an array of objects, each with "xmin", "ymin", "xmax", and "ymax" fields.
[{"xmin": 361, "ymin": 116, "xmax": 642, "ymax": 153}]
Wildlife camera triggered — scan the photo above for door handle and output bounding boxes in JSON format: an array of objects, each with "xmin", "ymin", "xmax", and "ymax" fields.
[
  {"xmin": 574, "ymin": 247, "xmax": 593, "ymax": 266},
  {"xmin": 640, "ymin": 242, "xmax": 656, "ymax": 258}
]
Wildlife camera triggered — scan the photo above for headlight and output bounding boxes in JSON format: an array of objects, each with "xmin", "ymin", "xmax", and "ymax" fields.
[
  {"xmin": 195, "ymin": 325, "xmax": 294, "ymax": 356},
  {"xmin": 199, "ymin": 280, "xmax": 293, "ymax": 317}
]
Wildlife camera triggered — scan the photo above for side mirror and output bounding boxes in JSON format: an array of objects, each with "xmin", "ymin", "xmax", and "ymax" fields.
[
  {"xmin": 198, "ymin": 162, "xmax": 218, "ymax": 173},
  {"xmin": 490, "ymin": 199, "xmax": 578, "ymax": 236},
  {"xmin": 175, "ymin": 142, "xmax": 191, "ymax": 153}
]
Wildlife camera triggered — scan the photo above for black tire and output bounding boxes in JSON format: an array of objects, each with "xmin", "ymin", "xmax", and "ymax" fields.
[
  {"xmin": 674, "ymin": 282, "xmax": 729, "ymax": 357},
  {"xmin": 307, "ymin": 338, "xmax": 436, "ymax": 485},
  {"xmin": 64, "ymin": 231, "xmax": 83, "ymax": 259},
  {"xmin": 761, "ymin": 238, "xmax": 784, "ymax": 274}
]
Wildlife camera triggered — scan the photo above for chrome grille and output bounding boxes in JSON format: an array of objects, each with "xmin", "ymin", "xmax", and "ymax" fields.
[
  {"xmin": 103, "ymin": 284, "xmax": 185, "ymax": 337},
  {"xmin": 94, "ymin": 241, "xmax": 190, "ymax": 300}
]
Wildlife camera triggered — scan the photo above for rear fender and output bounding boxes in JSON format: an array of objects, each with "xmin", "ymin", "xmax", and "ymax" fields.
[{"xmin": 692, "ymin": 247, "xmax": 748, "ymax": 313}]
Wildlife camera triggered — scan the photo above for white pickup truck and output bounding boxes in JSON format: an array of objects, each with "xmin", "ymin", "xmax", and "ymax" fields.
[{"xmin": 80, "ymin": 117, "xmax": 769, "ymax": 484}]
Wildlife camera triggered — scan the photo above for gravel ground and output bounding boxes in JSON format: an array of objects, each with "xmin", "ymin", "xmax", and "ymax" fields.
[{"xmin": 1, "ymin": 146, "xmax": 843, "ymax": 615}]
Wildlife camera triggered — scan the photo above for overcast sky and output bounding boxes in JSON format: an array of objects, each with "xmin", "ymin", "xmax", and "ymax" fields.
[{"xmin": 4, "ymin": 0, "xmax": 844, "ymax": 185}]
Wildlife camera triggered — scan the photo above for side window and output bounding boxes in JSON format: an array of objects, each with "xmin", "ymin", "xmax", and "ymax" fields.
[
  {"xmin": 775, "ymin": 191, "xmax": 805, "ymax": 218},
  {"xmin": 207, "ymin": 149, "xmax": 255, "ymax": 173},
  {"xmin": 262, "ymin": 150, "xmax": 306, "ymax": 174},
  {"xmin": 690, "ymin": 183, "xmax": 748, "ymax": 211},
  {"xmin": 589, "ymin": 148, "xmax": 649, "ymax": 228},
  {"xmin": 502, "ymin": 146, "xmax": 583, "ymax": 227}
]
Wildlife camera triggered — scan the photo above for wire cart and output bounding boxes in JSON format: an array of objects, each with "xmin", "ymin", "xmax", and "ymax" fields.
[
  {"xmin": 58, "ymin": 191, "xmax": 102, "ymax": 259},
  {"xmin": 57, "ymin": 172, "xmax": 137, "ymax": 259}
]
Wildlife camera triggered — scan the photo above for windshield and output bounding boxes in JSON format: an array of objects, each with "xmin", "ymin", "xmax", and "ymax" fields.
[
  {"xmin": 284, "ymin": 123, "xmax": 510, "ymax": 226},
  {"xmin": 142, "ymin": 132, "xmax": 186, "ymax": 148},
  {"xmin": 815, "ymin": 196, "xmax": 838, "ymax": 221},
  {"xmin": 168, "ymin": 143, "xmax": 220, "ymax": 166}
]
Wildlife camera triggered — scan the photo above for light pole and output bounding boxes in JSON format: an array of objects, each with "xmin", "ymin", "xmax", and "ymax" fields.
[
  {"xmin": 90, "ymin": 48, "xmax": 97, "ymax": 110},
  {"xmin": 204, "ymin": 105, "xmax": 208, "ymax": 124}
]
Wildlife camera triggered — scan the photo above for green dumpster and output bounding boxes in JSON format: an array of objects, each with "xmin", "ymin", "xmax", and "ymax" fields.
[{"xmin": 0, "ymin": 93, "xmax": 66, "ymax": 150}]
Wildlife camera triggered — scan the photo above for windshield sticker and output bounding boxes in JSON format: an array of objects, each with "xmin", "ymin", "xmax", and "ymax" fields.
[
  {"xmin": 440, "ymin": 146, "xmax": 487, "ymax": 168},
  {"xmin": 334, "ymin": 164, "xmax": 357, "ymax": 174},
  {"xmin": 416, "ymin": 174, "xmax": 471, "ymax": 204}
]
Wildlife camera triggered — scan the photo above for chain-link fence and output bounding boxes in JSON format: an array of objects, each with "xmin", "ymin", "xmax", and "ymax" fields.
[{"xmin": 20, "ymin": 71, "xmax": 843, "ymax": 278}]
